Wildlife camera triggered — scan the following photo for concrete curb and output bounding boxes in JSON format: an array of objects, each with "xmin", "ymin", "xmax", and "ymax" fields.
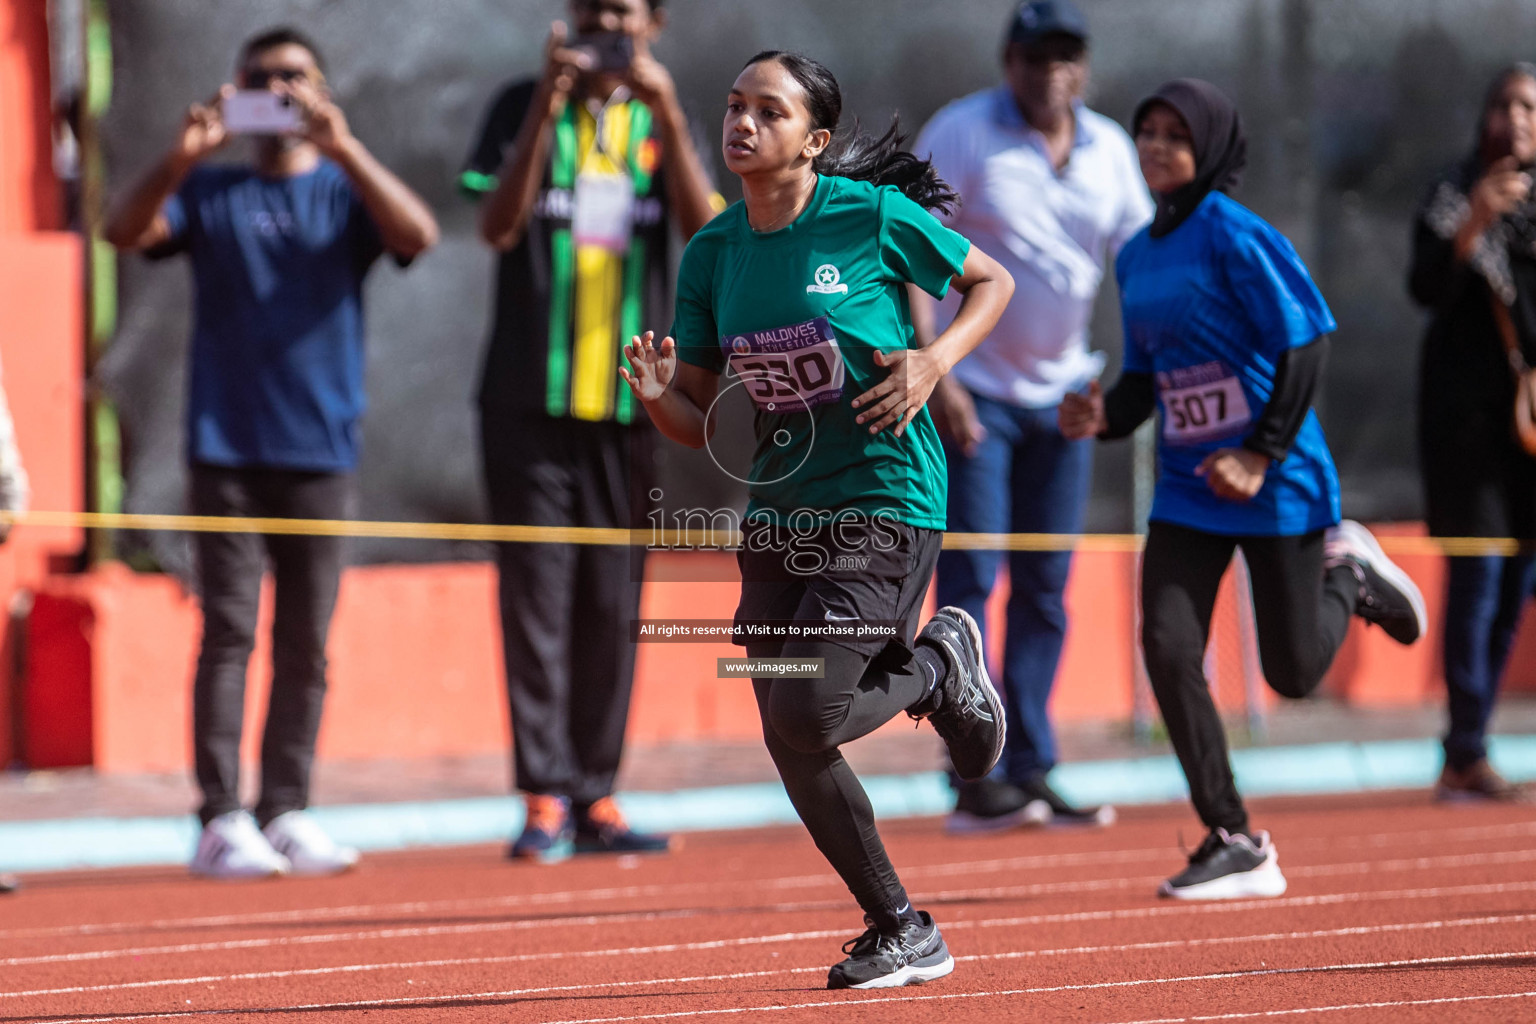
[{"xmin": 3, "ymin": 736, "xmax": 1533, "ymax": 874}]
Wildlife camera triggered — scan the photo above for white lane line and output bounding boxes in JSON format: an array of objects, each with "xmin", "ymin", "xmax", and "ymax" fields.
[
  {"xmin": 535, "ymin": 950, "xmax": 1536, "ymax": 1023},
  {"xmin": 1109, "ymin": 991, "xmax": 1536, "ymax": 1024},
  {"xmin": 0, "ymin": 909, "xmax": 756, "ymax": 968},
  {"xmin": 37, "ymin": 948, "xmax": 1536, "ymax": 1024},
  {"xmin": 0, "ymin": 876, "xmax": 1176, "ymax": 968},
  {"xmin": 1291, "ymin": 846, "xmax": 1536, "ymax": 877},
  {"xmin": 7, "ymin": 817, "xmax": 1533, "ymax": 942},
  {"xmin": 9, "ymin": 909, "xmax": 1532, "ymax": 1002},
  {"xmin": 8, "ymin": 857, "xmax": 1536, "ymax": 971}
]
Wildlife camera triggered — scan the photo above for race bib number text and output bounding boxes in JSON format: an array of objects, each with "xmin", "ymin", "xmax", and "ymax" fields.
[
  {"xmin": 1157, "ymin": 362, "xmax": 1253, "ymax": 445},
  {"xmin": 723, "ymin": 317, "xmax": 846, "ymax": 412}
]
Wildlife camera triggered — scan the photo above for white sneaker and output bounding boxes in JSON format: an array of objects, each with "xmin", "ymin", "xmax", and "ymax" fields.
[
  {"xmin": 190, "ymin": 811, "xmax": 291, "ymax": 879},
  {"xmin": 1158, "ymin": 828, "xmax": 1288, "ymax": 900},
  {"xmin": 1323, "ymin": 520, "xmax": 1427, "ymax": 645},
  {"xmin": 262, "ymin": 810, "xmax": 360, "ymax": 876}
]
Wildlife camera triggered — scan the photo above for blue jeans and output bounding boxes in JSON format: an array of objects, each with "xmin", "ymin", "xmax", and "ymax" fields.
[
  {"xmin": 935, "ymin": 390, "xmax": 1093, "ymax": 780},
  {"xmin": 1442, "ymin": 555, "xmax": 1536, "ymax": 770}
]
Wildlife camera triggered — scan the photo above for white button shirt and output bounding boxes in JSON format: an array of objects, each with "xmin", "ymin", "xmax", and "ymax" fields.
[{"xmin": 917, "ymin": 87, "xmax": 1153, "ymax": 408}]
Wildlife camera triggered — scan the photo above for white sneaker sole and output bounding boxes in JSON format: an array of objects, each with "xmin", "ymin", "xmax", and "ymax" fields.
[
  {"xmin": 189, "ymin": 862, "xmax": 289, "ymax": 880},
  {"xmin": 1158, "ymin": 853, "xmax": 1288, "ymax": 900},
  {"xmin": 1337, "ymin": 520, "xmax": 1427, "ymax": 643},
  {"xmin": 283, "ymin": 855, "xmax": 360, "ymax": 877},
  {"xmin": 936, "ymin": 606, "xmax": 1006, "ymax": 780},
  {"xmin": 848, "ymin": 953, "xmax": 955, "ymax": 989},
  {"xmin": 1021, "ymin": 799, "xmax": 1118, "ymax": 828}
]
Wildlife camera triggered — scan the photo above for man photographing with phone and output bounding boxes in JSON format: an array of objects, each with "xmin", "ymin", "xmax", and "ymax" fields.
[
  {"xmin": 105, "ymin": 27, "xmax": 437, "ymax": 879},
  {"xmin": 462, "ymin": 0, "xmax": 720, "ymax": 862}
]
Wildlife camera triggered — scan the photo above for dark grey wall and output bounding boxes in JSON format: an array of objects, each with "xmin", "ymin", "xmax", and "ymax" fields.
[{"xmin": 98, "ymin": 0, "xmax": 1536, "ymax": 569}]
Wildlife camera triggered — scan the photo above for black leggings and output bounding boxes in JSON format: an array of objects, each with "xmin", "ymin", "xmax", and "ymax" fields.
[
  {"xmin": 747, "ymin": 640, "xmax": 933, "ymax": 932},
  {"xmin": 1141, "ymin": 521, "xmax": 1358, "ymax": 835}
]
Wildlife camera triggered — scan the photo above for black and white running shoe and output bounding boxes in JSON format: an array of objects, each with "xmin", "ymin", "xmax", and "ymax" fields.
[
  {"xmin": 1324, "ymin": 520, "xmax": 1426, "ymax": 645},
  {"xmin": 826, "ymin": 911, "xmax": 955, "ymax": 989},
  {"xmin": 1016, "ymin": 772, "xmax": 1117, "ymax": 828},
  {"xmin": 909, "ymin": 607, "xmax": 1006, "ymax": 782},
  {"xmin": 1159, "ymin": 828, "xmax": 1287, "ymax": 901}
]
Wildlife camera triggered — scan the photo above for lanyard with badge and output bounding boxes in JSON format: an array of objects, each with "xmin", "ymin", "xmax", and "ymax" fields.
[{"xmin": 571, "ymin": 90, "xmax": 636, "ymax": 253}]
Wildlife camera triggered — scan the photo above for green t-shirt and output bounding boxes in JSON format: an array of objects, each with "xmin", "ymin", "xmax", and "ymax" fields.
[{"xmin": 671, "ymin": 175, "xmax": 970, "ymax": 530}]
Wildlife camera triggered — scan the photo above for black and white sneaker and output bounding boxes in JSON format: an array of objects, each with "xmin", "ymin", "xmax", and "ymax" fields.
[
  {"xmin": 1016, "ymin": 773, "xmax": 1117, "ymax": 828},
  {"xmin": 909, "ymin": 607, "xmax": 1005, "ymax": 782},
  {"xmin": 826, "ymin": 911, "xmax": 955, "ymax": 989},
  {"xmin": 947, "ymin": 777, "xmax": 1033, "ymax": 833},
  {"xmin": 1159, "ymin": 828, "xmax": 1287, "ymax": 900},
  {"xmin": 1324, "ymin": 520, "xmax": 1426, "ymax": 645}
]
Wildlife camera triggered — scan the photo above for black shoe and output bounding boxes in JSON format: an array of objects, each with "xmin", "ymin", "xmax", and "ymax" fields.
[
  {"xmin": 1158, "ymin": 828, "xmax": 1287, "ymax": 900},
  {"xmin": 826, "ymin": 911, "xmax": 955, "ymax": 989},
  {"xmin": 1324, "ymin": 520, "xmax": 1426, "ymax": 645},
  {"xmin": 947, "ymin": 777, "xmax": 1032, "ymax": 833},
  {"xmin": 1016, "ymin": 773, "xmax": 1116, "ymax": 828},
  {"xmin": 908, "ymin": 607, "xmax": 1005, "ymax": 782},
  {"xmin": 573, "ymin": 797, "xmax": 675, "ymax": 855}
]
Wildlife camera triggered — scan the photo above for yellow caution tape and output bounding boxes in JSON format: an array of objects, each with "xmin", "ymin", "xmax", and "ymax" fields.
[{"xmin": 0, "ymin": 509, "xmax": 1531, "ymax": 557}]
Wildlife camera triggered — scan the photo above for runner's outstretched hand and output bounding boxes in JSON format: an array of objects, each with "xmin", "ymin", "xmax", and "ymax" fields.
[
  {"xmin": 620, "ymin": 331, "xmax": 677, "ymax": 403},
  {"xmin": 1058, "ymin": 380, "xmax": 1106, "ymax": 440}
]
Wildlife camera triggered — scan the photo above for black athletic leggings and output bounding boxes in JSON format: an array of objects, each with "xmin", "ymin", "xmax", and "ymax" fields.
[
  {"xmin": 1141, "ymin": 521, "xmax": 1359, "ymax": 836},
  {"xmin": 747, "ymin": 640, "xmax": 932, "ymax": 933}
]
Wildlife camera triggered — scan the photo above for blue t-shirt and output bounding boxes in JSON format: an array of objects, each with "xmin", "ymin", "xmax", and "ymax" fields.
[
  {"xmin": 1116, "ymin": 192, "xmax": 1341, "ymax": 537},
  {"xmin": 152, "ymin": 160, "xmax": 385, "ymax": 472}
]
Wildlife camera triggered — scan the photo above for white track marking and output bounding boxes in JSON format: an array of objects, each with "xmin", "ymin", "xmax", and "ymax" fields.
[
  {"xmin": 8, "ymin": 909, "xmax": 1532, "ymax": 1002},
  {"xmin": 535, "ymin": 950, "xmax": 1536, "ymax": 1023},
  {"xmin": 7, "ymin": 818, "xmax": 1533, "ymax": 942},
  {"xmin": 37, "ymin": 948, "xmax": 1536, "ymax": 1024},
  {"xmin": 1290, "ymin": 846, "xmax": 1536, "ymax": 877},
  {"xmin": 8, "ymin": 859, "xmax": 1536, "ymax": 970},
  {"xmin": 1109, "ymin": 991, "xmax": 1536, "ymax": 1024}
]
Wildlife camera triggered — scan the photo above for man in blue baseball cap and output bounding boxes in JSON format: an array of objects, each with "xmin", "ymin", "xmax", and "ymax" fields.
[{"xmin": 912, "ymin": 0, "xmax": 1153, "ymax": 833}]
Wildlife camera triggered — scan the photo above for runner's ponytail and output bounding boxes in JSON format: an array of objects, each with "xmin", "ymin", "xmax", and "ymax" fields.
[{"xmin": 744, "ymin": 51, "xmax": 959, "ymax": 214}]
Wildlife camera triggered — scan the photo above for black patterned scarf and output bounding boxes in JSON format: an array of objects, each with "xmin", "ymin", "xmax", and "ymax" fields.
[{"xmin": 1421, "ymin": 63, "xmax": 1536, "ymax": 306}]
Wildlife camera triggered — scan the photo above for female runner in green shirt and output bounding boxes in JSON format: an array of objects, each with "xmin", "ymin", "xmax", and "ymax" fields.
[{"xmin": 621, "ymin": 50, "xmax": 1015, "ymax": 990}]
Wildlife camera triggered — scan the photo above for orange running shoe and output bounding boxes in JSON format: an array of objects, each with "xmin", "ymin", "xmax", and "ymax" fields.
[
  {"xmin": 574, "ymin": 796, "xmax": 674, "ymax": 855},
  {"xmin": 509, "ymin": 794, "xmax": 573, "ymax": 863}
]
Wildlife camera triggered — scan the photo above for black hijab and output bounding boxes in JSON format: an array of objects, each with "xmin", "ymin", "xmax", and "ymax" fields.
[{"xmin": 1132, "ymin": 79, "xmax": 1248, "ymax": 238}]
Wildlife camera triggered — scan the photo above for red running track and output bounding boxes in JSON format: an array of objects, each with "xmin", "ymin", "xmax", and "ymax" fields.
[{"xmin": 4, "ymin": 792, "xmax": 1536, "ymax": 1023}]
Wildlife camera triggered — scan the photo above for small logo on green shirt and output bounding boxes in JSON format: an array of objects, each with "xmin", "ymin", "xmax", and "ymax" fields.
[{"xmin": 807, "ymin": 264, "xmax": 848, "ymax": 295}]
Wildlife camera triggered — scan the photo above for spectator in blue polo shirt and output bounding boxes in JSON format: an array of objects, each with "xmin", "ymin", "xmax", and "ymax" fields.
[
  {"xmin": 911, "ymin": 0, "xmax": 1153, "ymax": 831},
  {"xmin": 106, "ymin": 26, "xmax": 438, "ymax": 880}
]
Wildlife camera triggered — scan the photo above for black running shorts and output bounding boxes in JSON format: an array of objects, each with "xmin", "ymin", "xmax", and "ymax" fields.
[{"xmin": 733, "ymin": 516, "xmax": 942, "ymax": 659}]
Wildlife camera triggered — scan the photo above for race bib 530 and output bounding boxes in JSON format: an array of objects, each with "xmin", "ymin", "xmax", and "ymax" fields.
[
  {"xmin": 1157, "ymin": 361, "xmax": 1253, "ymax": 445},
  {"xmin": 722, "ymin": 317, "xmax": 846, "ymax": 412}
]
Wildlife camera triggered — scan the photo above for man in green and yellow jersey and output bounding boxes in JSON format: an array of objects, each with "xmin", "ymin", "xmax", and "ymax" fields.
[{"xmin": 461, "ymin": 0, "xmax": 721, "ymax": 861}]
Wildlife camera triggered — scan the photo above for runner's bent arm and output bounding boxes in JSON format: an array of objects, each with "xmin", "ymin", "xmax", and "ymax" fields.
[
  {"xmin": 854, "ymin": 245, "xmax": 1013, "ymax": 436},
  {"xmin": 620, "ymin": 333, "xmax": 719, "ymax": 448}
]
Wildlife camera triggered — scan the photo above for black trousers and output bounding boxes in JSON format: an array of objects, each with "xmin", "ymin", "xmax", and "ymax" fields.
[
  {"xmin": 741, "ymin": 525, "xmax": 942, "ymax": 933},
  {"xmin": 747, "ymin": 642, "xmax": 930, "ymax": 933},
  {"xmin": 190, "ymin": 464, "xmax": 350, "ymax": 827},
  {"xmin": 1141, "ymin": 521, "xmax": 1357, "ymax": 835},
  {"xmin": 480, "ymin": 410, "xmax": 651, "ymax": 806}
]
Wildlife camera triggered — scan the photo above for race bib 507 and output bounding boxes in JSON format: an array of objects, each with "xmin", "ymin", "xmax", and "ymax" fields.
[
  {"xmin": 1156, "ymin": 361, "xmax": 1253, "ymax": 445},
  {"xmin": 722, "ymin": 317, "xmax": 846, "ymax": 412}
]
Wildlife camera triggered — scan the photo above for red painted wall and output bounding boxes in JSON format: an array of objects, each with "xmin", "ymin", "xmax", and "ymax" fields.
[{"xmin": 0, "ymin": 0, "xmax": 87, "ymax": 765}]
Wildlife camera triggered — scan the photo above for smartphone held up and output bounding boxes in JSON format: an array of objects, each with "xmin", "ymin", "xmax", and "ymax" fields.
[
  {"xmin": 569, "ymin": 31, "xmax": 633, "ymax": 74},
  {"xmin": 222, "ymin": 90, "xmax": 303, "ymax": 134}
]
